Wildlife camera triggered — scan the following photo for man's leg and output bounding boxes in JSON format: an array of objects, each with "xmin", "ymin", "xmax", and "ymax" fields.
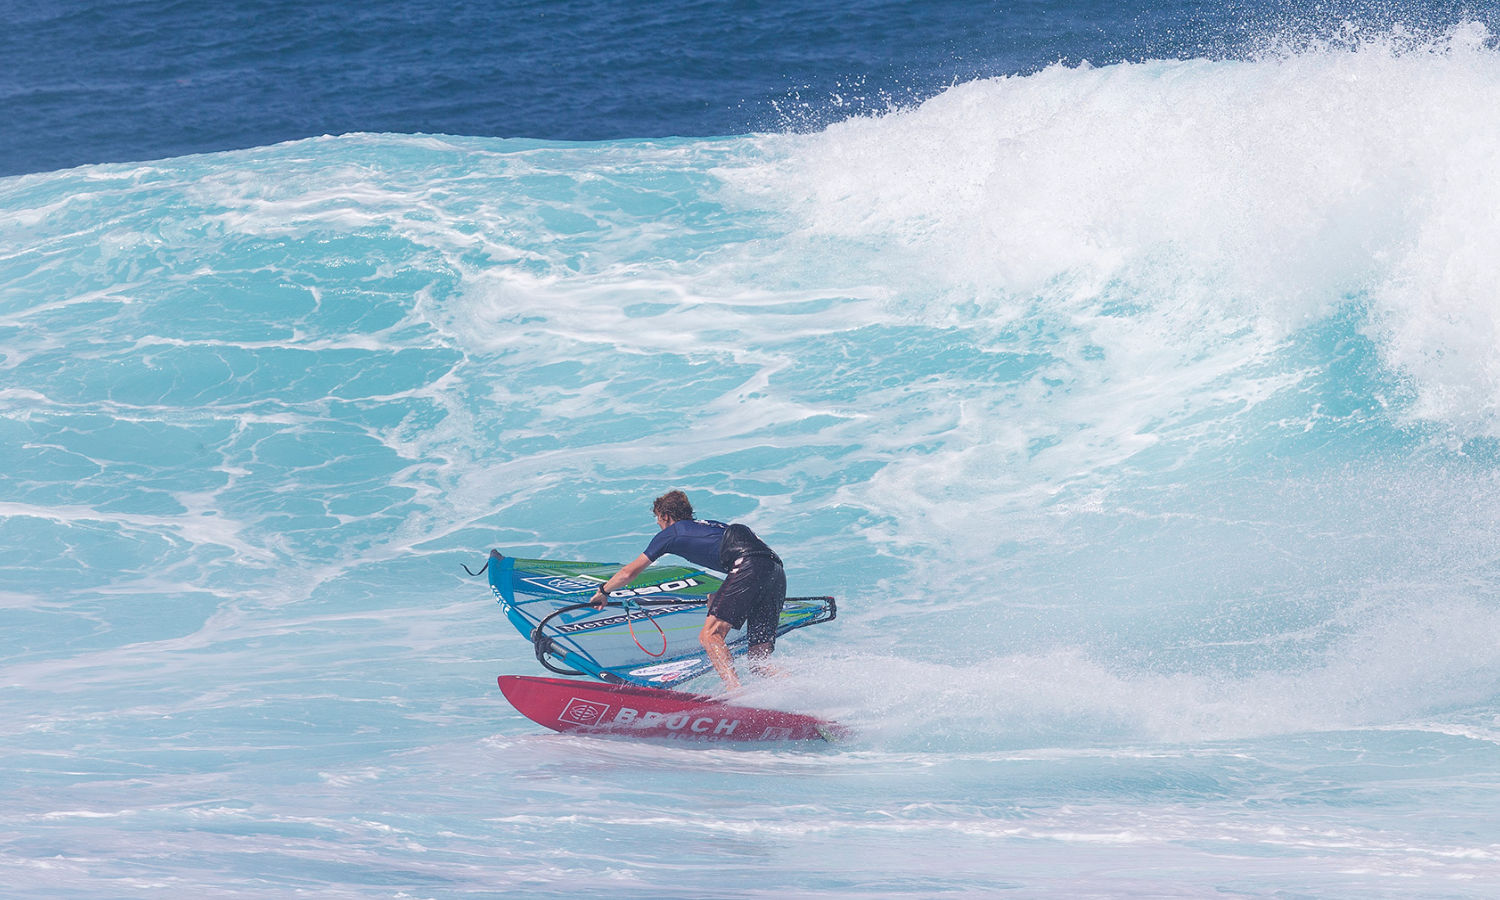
[
  {"xmin": 745, "ymin": 563, "xmax": 786, "ymax": 678},
  {"xmin": 747, "ymin": 641, "xmax": 781, "ymax": 678},
  {"xmin": 699, "ymin": 615, "xmax": 740, "ymax": 690}
]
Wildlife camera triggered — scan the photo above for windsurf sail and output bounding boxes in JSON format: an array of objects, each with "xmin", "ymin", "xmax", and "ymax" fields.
[{"xmin": 477, "ymin": 550, "xmax": 836, "ymax": 687}]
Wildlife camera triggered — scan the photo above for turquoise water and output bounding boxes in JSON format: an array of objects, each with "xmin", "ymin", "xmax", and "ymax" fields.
[{"xmin": 5, "ymin": 32, "xmax": 1500, "ymax": 897}]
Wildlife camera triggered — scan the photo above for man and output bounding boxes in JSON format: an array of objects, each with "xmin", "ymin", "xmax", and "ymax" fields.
[{"xmin": 590, "ymin": 490, "xmax": 786, "ymax": 690}]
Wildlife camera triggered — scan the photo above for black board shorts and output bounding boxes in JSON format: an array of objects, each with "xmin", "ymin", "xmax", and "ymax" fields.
[{"xmin": 708, "ymin": 553, "xmax": 787, "ymax": 647}]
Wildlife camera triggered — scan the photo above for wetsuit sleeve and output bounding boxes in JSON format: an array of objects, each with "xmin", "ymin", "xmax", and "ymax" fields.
[{"xmin": 643, "ymin": 526, "xmax": 675, "ymax": 561}]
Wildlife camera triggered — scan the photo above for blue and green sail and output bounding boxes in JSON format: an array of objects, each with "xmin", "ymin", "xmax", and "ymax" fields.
[{"xmin": 483, "ymin": 550, "xmax": 836, "ymax": 687}]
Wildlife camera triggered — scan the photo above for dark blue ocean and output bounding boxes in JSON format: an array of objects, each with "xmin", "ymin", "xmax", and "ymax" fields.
[
  {"xmin": 6, "ymin": 0, "xmax": 1491, "ymax": 174},
  {"xmin": 6, "ymin": 1, "xmax": 1500, "ymax": 897}
]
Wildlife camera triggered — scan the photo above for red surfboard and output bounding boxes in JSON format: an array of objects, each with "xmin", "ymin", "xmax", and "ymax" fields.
[{"xmin": 498, "ymin": 675, "xmax": 849, "ymax": 743}]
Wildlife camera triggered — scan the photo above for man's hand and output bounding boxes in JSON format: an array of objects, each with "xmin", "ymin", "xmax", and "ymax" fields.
[{"xmin": 590, "ymin": 554, "xmax": 651, "ymax": 610}]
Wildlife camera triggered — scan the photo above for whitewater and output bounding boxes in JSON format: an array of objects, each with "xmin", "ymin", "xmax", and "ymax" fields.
[{"xmin": 5, "ymin": 29, "xmax": 1500, "ymax": 897}]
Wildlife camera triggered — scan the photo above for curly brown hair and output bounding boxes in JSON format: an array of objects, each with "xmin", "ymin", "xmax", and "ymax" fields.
[{"xmin": 652, "ymin": 490, "xmax": 694, "ymax": 523}]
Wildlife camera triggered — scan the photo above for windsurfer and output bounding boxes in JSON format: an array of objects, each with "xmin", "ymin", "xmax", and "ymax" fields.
[{"xmin": 590, "ymin": 490, "xmax": 786, "ymax": 690}]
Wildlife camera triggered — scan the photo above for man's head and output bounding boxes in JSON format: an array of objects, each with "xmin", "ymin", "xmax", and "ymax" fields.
[{"xmin": 652, "ymin": 490, "xmax": 694, "ymax": 526}]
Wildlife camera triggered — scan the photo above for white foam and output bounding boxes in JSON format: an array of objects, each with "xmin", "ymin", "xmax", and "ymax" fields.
[
  {"xmin": 793, "ymin": 591, "xmax": 1500, "ymax": 745},
  {"xmin": 733, "ymin": 25, "xmax": 1500, "ymax": 438}
]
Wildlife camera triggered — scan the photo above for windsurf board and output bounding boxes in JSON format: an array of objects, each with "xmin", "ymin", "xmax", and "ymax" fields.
[{"xmin": 498, "ymin": 674, "xmax": 849, "ymax": 744}]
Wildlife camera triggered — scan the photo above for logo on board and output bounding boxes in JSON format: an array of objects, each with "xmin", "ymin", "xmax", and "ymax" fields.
[{"xmin": 559, "ymin": 697, "xmax": 611, "ymax": 726}]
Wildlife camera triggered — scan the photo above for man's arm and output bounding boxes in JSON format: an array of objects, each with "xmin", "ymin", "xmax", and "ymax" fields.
[{"xmin": 590, "ymin": 553, "xmax": 653, "ymax": 608}]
